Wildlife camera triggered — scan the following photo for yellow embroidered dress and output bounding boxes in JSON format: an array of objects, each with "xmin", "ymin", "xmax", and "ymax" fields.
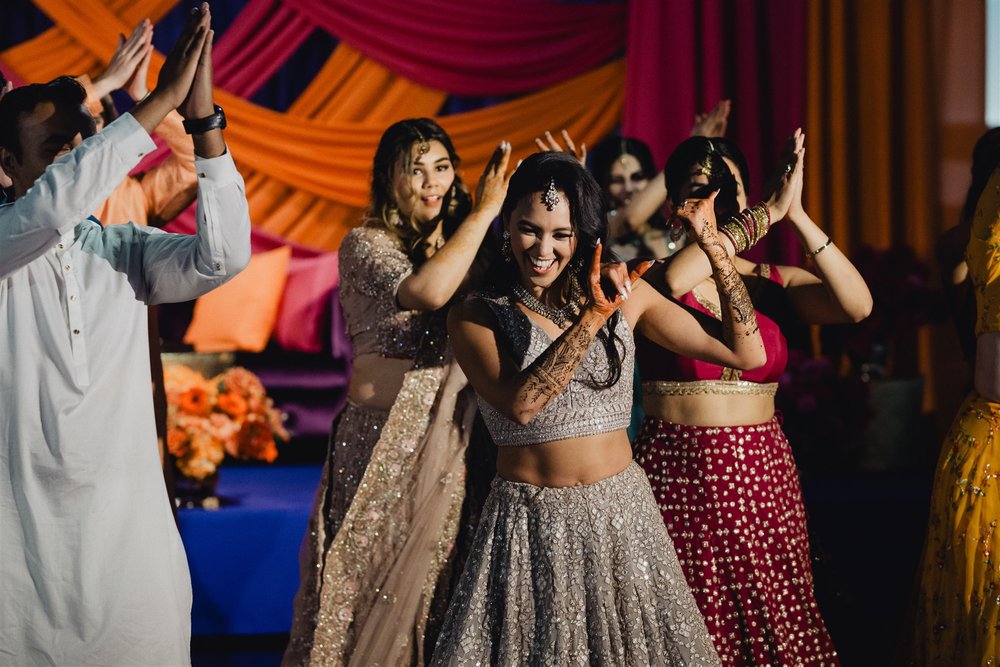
[{"xmin": 912, "ymin": 166, "xmax": 1000, "ymax": 665}]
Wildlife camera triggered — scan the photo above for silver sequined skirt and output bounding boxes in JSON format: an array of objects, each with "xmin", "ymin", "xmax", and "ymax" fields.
[{"xmin": 431, "ymin": 462, "xmax": 720, "ymax": 666}]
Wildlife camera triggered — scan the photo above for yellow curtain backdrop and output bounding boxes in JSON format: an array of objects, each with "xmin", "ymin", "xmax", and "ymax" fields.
[
  {"xmin": 805, "ymin": 1, "xmax": 940, "ymax": 405},
  {"xmin": 3, "ymin": 0, "xmax": 624, "ymax": 250}
]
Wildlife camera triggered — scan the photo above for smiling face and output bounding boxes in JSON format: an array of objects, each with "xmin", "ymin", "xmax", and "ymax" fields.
[
  {"xmin": 506, "ymin": 191, "xmax": 578, "ymax": 300},
  {"xmin": 607, "ymin": 153, "xmax": 649, "ymax": 210},
  {"xmin": 392, "ymin": 139, "xmax": 455, "ymax": 226}
]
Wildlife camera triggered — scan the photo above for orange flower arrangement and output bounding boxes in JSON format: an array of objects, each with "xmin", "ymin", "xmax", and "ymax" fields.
[{"xmin": 165, "ymin": 364, "xmax": 290, "ymax": 480}]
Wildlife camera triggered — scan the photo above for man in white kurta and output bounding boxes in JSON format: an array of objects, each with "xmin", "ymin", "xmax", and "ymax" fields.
[{"xmin": 0, "ymin": 8, "xmax": 249, "ymax": 664}]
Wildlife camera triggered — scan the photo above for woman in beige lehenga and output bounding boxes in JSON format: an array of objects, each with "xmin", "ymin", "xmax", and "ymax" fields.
[{"xmin": 284, "ymin": 119, "xmax": 512, "ymax": 666}]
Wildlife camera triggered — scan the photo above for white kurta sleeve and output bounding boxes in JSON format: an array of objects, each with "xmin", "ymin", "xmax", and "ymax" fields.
[
  {"xmin": 0, "ymin": 114, "xmax": 155, "ymax": 279},
  {"xmin": 139, "ymin": 148, "xmax": 252, "ymax": 305}
]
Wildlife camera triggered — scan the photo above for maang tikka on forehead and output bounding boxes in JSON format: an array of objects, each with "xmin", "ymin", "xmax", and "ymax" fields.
[
  {"xmin": 694, "ymin": 139, "xmax": 718, "ymax": 176},
  {"xmin": 540, "ymin": 177, "xmax": 561, "ymax": 211},
  {"xmin": 414, "ymin": 129, "xmax": 430, "ymax": 156}
]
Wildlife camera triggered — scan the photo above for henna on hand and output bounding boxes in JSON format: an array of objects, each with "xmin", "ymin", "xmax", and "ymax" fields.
[{"xmin": 706, "ymin": 242, "xmax": 759, "ymax": 340}]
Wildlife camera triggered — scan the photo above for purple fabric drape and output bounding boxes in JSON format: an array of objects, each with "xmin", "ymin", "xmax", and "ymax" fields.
[
  {"xmin": 623, "ymin": 0, "xmax": 807, "ymax": 264},
  {"xmin": 283, "ymin": 0, "xmax": 627, "ymax": 95}
]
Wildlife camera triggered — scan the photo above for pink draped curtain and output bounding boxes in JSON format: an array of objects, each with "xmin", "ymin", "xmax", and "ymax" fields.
[
  {"xmin": 283, "ymin": 0, "xmax": 627, "ymax": 95},
  {"xmin": 213, "ymin": 0, "xmax": 313, "ymax": 98},
  {"xmin": 623, "ymin": 0, "xmax": 807, "ymax": 263}
]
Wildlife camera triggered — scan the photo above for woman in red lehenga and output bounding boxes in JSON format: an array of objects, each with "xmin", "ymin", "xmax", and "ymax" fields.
[{"xmin": 633, "ymin": 131, "xmax": 872, "ymax": 665}]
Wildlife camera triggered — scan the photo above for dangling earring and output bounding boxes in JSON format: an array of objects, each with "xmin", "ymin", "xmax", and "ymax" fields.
[
  {"xmin": 501, "ymin": 231, "xmax": 512, "ymax": 262},
  {"xmin": 669, "ymin": 217, "xmax": 685, "ymax": 242},
  {"xmin": 446, "ymin": 185, "xmax": 458, "ymax": 218},
  {"xmin": 388, "ymin": 206, "xmax": 403, "ymax": 228}
]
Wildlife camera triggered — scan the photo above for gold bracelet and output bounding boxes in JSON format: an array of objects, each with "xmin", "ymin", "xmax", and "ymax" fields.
[{"xmin": 808, "ymin": 238, "xmax": 833, "ymax": 257}]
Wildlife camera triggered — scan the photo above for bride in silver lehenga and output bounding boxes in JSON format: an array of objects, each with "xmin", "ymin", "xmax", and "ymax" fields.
[{"xmin": 433, "ymin": 152, "xmax": 768, "ymax": 665}]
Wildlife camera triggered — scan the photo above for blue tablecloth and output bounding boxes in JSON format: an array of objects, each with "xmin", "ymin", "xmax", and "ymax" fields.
[{"xmin": 178, "ymin": 465, "xmax": 322, "ymax": 636}]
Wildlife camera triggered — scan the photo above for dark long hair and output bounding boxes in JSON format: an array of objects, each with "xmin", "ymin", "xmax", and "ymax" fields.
[
  {"xmin": 366, "ymin": 118, "xmax": 471, "ymax": 264},
  {"xmin": 498, "ymin": 152, "xmax": 625, "ymax": 388},
  {"xmin": 961, "ymin": 127, "xmax": 1000, "ymax": 224},
  {"xmin": 664, "ymin": 136, "xmax": 750, "ymax": 222},
  {"xmin": 589, "ymin": 135, "xmax": 658, "ymax": 194}
]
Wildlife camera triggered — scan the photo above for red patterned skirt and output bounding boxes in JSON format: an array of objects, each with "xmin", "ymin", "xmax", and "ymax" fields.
[{"xmin": 635, "ymin": 416, "xmax": 839, "ymax": 666}]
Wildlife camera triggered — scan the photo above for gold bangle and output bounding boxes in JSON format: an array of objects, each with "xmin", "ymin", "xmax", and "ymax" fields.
[{"xmin": 808, "ymin": 238, "xmax": 833, "ymax": 257}]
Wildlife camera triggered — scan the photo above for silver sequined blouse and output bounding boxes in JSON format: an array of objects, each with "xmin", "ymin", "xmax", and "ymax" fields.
[
  {"xmin": 338, "ymin": 226, "xmax": 424, "ymax": 359},
  {"xmin": 475, "ymin": 294, "xmax": 634, "ymax": 447}
]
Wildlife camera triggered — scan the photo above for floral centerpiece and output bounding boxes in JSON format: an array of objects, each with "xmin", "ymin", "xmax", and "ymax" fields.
[{"xmin": 165, "ymin": 364, "xmax": 290, "ymax": 481}]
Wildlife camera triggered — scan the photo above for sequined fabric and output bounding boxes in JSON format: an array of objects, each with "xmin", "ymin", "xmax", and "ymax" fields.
[
  {"xmin": 285, "ymin": 402, "xmax": 388, "ymax": 664},
  {"xmin": 286, "ymin": 359, "xmax": 476, "ymax": 667},
  {"xmin": 338, "ymin": 225, "xmax": 425, "ymax": 359},
  {"xmin": 911, "ymin": 395, "xmax": 1000, "ymax": 665},
  {"xmin": 474, "ymin": 294, "xmax": 634, "ymax": 446},
  {"xmin": 431, "ymin": 462, "xmax": 721, "ymax": 666},
  {"xmin": 909, "ymin": 166, "xmax": 1000, "ymax": 665},
  {"xmin": 635, "ymin": 417, "xmax": 839, "ymax": 666},
  {"xmin": 285, "ymin": 222, "xmax": 477, "ymax": 666}
]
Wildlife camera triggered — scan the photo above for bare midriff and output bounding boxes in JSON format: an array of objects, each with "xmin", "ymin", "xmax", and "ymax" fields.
[
  {"xmin": 643, "ymin": 391, "xmax": 776, "ymax": 428},
  {"xmin": 346, "ymin": 353, "xmax": 412, "ymax": 411},
  {"xmin": 497, "ymin": 430, "xmax": 634, "ymax": 487},
  {"xmin": 975, "ymin": 331, "xmax": 1000, "ymax": 403}
]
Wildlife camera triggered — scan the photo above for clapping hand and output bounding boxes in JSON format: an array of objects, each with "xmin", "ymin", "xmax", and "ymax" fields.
[
  {"xmin": 93, "ymin": 19, "xmax": 153, "ymax": 99},
  {"xmin": 474, "ymin": 141, "xmax": 514, "ymax": 214},
  {"xmin": 690, "ymin": 99, "xmax": 731, "ymax": 138},
  {"xmin": 762, "ymin": 128, "xmax": 804, "ymax": 222},
  {"xmin": 534, "ymin": 129, "xmax": 587, "ymax": 165}
]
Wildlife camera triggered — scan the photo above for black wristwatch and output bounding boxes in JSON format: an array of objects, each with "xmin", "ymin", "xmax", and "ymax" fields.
[{"xmin": 183, "ymin": 104, "xmax": 227, "ymax": 135}]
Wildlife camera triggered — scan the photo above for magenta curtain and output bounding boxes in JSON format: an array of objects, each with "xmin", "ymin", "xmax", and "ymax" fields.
[
  {"xmin": 283, "ymin": 0, "xmax": 627, "ymax": 95},
  {"xmin": 622, "ymin": 0, "xmax": 807, "ymax": 263},
  {"xmin": 213, "ymin": 0, "xmax": 313, "ymax": 98}
]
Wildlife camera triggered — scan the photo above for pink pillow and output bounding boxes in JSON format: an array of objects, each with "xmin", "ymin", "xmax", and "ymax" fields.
[{"xmin": 272, "ymin": 252, "xmax": 340, "ymax": 353}]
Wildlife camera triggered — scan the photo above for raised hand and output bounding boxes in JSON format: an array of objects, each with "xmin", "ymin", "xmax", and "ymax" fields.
[
  {"xmin": 130, "ymin": 3, "xmax": 210, "ymax": 136},
  {"xmin": 474, "ymin": 141, "xmax": 514, "ymax": 214},
  {"xmin": 123, "ymin": 24, "xmax": 154, "ymax": 101},
  {"xmin": 787, "ymin": 133, "xmax": 807, "ymax": 221},
  {"xmin": 534, "ymin": 129, "xmax": 587, "ymax": 165},
  {"xmin": 690, "ymin": 99, "xmax": 731, "ymax": 138},
  {"xmin": 93, "ymin": 19, "xmax": 153, "ymax": 99},
  {"xmin": 763, "ymin": 128, "xmax": 804, "ymax": 222},
  {"xmin": 152, "ymin": 4, "xmax": 211, "ymax": 110},
  {"xmin": 672, "ymin": 192, "xmax": 720, "ymax": 250},
  {"xmin": 179, "ymin": 20, "xmax": 215, "ymax": 120},
  {"xmin": 588, "ymin": 242, "xmax": 652, "ymax": 319}
]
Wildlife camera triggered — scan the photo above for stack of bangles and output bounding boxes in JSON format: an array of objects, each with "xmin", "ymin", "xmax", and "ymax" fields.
[{"xmin": 719, "ymin": 202, "xmax": 770, "ymax": 253}]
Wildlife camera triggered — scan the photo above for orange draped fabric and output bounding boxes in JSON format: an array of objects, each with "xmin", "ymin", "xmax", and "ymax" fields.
[
  {"xmin": 4, "ymin": 0, "xmax": 623, "ymax": 250},
  {"xmin": 1, "ymin": 0, "xmax": 179, "ymax": 83}
]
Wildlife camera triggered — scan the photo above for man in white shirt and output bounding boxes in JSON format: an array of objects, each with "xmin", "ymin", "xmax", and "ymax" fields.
[{"xmin": 0, "ymin": 5, "xmax": 249, "ymax": 664}]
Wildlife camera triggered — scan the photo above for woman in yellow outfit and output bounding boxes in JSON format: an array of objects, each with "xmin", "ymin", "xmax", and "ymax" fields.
[{"xmin": 912, "ymin": 128, "xmax": 1000, "ymax": 665}]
